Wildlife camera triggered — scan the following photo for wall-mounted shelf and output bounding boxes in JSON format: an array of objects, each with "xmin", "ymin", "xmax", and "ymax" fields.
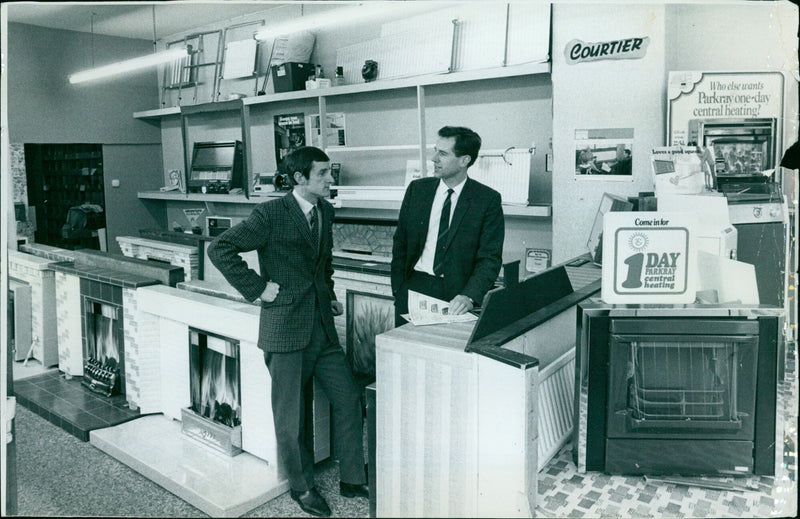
[
  {"xmin": 137, "ymin": 190, "xmax": 551, "ymax": 219},
  {"xmin": 134, "ymin": 62, "xmax": 550, "ymax": 121},
  {"xmin": 133, "ymin": 106, "xmax": 181, "ymax": 120}
]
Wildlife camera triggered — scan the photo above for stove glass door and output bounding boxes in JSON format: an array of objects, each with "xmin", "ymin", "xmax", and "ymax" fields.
[{"xmin": 607, "ymin": 330, "xmax": 758, "ymax": 440}]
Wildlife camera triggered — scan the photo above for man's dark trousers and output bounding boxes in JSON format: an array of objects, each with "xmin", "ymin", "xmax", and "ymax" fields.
[{"xmin": 264, "ymin": 303, "xmax": 366, "ymax": 491}]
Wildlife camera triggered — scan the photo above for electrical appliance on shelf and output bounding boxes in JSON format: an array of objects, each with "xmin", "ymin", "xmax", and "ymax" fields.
[
  {"xmin": 187, "ymin": 141, "xmax": 244, "ymax": 194},
  {"xmin": 684, "ymin": 117, "xmax": 788, "ymax": 308},
  {"xmin": 574, "ymin": 301, "xmax": 782, "ymax": 476},
  {"xmin": 690, "ymin": 118, "xmax": 778, "ymax": 182}
]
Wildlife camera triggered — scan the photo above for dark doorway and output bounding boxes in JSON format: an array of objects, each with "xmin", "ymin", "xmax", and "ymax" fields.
[{"xmin": 24, "ymin": 143, "xmax": 105, "ymax": 250}]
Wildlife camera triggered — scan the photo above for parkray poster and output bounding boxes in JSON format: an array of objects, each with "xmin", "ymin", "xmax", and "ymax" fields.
[
  {"xmin": 601, "ymin": 212, "xmax": 697, "ymax": 304},
  {"xmin": 667, "ymin": 71, "xmax": 784, "ymax": 146}
]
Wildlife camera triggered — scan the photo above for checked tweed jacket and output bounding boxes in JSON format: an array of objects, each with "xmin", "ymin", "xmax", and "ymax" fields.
[{"xmin": 208, "ymin": 193, "xmax": 338, "ymax": 353}]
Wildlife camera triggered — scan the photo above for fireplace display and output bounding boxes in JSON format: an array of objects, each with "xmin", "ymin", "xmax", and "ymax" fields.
[
  {"xmin": 575, "ymin": 302, "xmax": 781, "ymax": 476},
  {"xmin": 82, "ymin": 299, "xmax": 124, "ymax": 397},
  {"xmin": 613, "ymin": 339, "xmax": 751, "ymax": 429},
  {"xmin": 182, "ymin": 328, "xmax": 243, "ymax": 456}
]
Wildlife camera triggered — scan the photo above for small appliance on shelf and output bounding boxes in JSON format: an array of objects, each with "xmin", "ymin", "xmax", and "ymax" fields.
[{"xmin": 187, "ymin": 141, "xmax": 244, "ymax": 194}]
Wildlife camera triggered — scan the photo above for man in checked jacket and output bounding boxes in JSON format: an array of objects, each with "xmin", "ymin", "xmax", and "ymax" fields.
[{"xmin": 208, "ymin": 146, "xmax": 366, "ymax": 517}]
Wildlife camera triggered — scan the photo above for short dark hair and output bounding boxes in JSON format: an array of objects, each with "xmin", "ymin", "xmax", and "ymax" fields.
[
  {"xmin": 438, "ymin": 126, "xmax": 482, "ymax": 167},
  {"xmin": 281, "ymin": 146, "xmax": 330, "ymax": 185}
]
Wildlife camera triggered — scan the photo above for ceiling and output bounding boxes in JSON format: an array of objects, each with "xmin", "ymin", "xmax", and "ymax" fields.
[{"xmin": 4, "ymin": 2, "xmax": 301, "ymax": 41}]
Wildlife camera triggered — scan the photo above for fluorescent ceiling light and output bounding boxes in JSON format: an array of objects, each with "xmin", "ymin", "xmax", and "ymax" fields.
[
  {"xmin": 69, "ymin": 47, "xmax": 189, "ymax": 84},
  {"xmin": 254, "ymin": 1, "xmax": 429, "ymax": 40}
]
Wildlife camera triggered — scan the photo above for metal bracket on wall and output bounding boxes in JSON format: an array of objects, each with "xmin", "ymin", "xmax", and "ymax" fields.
[
  {"xmin": 160, "ymin": 30, "xmax": 223, "ymax": 107},
  {"xmin": 215, "ymin": 19, "xmax": 266, "ymax": 102}
]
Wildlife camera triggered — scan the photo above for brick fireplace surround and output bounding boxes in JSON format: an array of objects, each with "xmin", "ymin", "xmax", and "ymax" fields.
[{"xmin": 13, "ymin": 246, "xmax": 184, "ymax": 441}]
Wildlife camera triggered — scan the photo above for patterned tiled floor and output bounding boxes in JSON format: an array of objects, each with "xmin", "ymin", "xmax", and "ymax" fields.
[{"xmin": 536, "ymin": 356, "xmax": 798, "ymax": 519}]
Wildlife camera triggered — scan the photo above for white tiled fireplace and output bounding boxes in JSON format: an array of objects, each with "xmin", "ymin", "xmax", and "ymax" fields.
[
  {"xmin": 89, "ymin": 283, "xmax": 290, "ymax": 517},
  {"xmin": 50, "ymin": 249, "xmax": 184, "ymax": 406},
  {"xmin": 135, "ymin": 284, "xmax": 279, "ymax": 465},
  {"xmin": 117, "ymin": 236, "xmax": 199, "ymax": 282},
  {"xmin": 8, "ymin": 250, "xmax": 59, "ymax": 367}
]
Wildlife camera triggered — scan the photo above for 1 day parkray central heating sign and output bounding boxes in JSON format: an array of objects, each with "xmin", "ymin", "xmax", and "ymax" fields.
[
  {"xmin": 601, "ymin": 212, "xmax": 697, "ymax": 304},
  {"xmin": 565, "ymin": 37, "xmax": 650, "ymax": 64}
]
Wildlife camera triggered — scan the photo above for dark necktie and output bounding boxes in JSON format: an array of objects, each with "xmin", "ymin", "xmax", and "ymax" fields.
[
  {"xmin": 309, "ymin": 206, "xmax": 319, "ymax": 251},
  {"xmin": 432, "ymin": 188, "xmax": 454, "ymax": 277}
]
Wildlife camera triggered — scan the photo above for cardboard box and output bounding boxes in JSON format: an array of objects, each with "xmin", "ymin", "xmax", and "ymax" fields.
[{"xmin": 271, "ymin": 62, "xmax": 315, "ymax": 93}]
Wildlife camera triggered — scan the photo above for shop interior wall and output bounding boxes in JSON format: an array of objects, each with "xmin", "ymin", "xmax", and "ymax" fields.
[
  {"xmin": 551, "ymin": 3, "xmax": 666, "ymax": 263},
  {"xmin": 102, "ymin": 144, "xmax": 167, "ymax": 254},
  {"xmin": 551, "ymin": 1, "xmax": 798, "ymax": 264},
  {"xmin": 664, "ymin": 1, "xmax": 799, "ymax": 154},
  {"xmin": 5, "ymin": 22, "xmax": 165, "ymax": 252}
]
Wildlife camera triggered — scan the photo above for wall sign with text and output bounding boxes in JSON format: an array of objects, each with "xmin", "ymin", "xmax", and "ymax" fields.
[
  {"xmin": 601, "ymin": 212, "xmax": 697, "ymax": 304},
  {"xmin": 667, "ymin": 71, "xmax": 785, "ymax": 146},
  {"xmin": 564, "ymin": 37, "xmax": 649, "ymax": 65}
]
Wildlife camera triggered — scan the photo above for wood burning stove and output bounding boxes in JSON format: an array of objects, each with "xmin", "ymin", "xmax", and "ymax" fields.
[{"xmin": 574, "ymin": 302, "xmax": 781, "ymax": 476}]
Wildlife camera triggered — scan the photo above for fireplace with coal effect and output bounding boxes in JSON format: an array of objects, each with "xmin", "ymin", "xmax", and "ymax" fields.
[
  {"xmin": 82, "ymin": 298, "xmax": 125, "ymax": 397},
  {"xmin": 181, "ymin": 328, "xmax": 243, "ymax": 456}
]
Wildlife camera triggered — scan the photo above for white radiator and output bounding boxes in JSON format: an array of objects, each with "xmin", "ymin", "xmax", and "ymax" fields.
[
  {"xmin": 537, "ymin": 349, "xmax": 576, "ymax": 470},
  {"xmin": 470, "ymin": 148, "xmax": 532, "ymax": 205},
  {"xmin": 376, "ymin": 324, "xmax": 537, "ymax": 518}
]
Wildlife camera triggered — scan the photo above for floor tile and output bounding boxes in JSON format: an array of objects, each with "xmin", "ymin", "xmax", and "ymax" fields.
[{"xmin": 14, "ymin": 371, "xmax": 140, "ymax": 442}]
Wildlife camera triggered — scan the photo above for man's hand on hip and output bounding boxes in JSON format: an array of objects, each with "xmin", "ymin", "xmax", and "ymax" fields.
[
  {"xmin": 449, "ymin": 294, "xmax": 473, "ymax": 315},
  {"xmin": 260, "ymin": 281, "xmax": 280, "ymax": 303},
  {"xmin": 331, "ymin": 300, "xmax": 344, "ymax": 316}
]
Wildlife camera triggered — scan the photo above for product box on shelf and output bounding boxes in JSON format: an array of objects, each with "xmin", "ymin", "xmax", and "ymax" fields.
[{"xmin": 271, "ymin": 62, "xmax": 315, "ymax": 93}]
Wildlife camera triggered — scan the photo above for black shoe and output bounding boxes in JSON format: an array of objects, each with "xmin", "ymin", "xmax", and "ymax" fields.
[
  {"xmin": 289, "ymin": 487, "xmax": 331, "ymax": 517},
  {"xmin": 340, "ymin": 481, "xmax": 369, "ymax": 498}
]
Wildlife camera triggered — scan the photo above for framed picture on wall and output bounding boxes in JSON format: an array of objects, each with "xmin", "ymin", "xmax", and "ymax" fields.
[
  {"xmin": 345, "ymin": 290, "xmax": 395, "ymax": 388},
  {"xmin": 574, "ymin": 128, "xmax": 635, "ymax": 181}
]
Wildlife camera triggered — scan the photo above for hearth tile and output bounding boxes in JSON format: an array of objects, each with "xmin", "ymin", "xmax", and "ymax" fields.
[
  {"xmin": 13, "ymin": 377, "xmax": 34, "ymax": 389},
  {"xmin": 50, "ymin": 398, "xmax": 84, "ymax": 422},
  {"xmin": 35, "ymin": 377, "xmax": 65, "ymax": 392},
  {"xmin": 15, "ymin": 383, "xmax": 45, "ymax": 400},
  {"xmin": 108, "ymin": 394, "xmax": 129, "ymax": 408},
  {"xmin": 30, "ymin": 390, "xmax": 58, "ymax": 409},
  {"xmin": 86, "ymin": 405, "xmax": 137, "ymax": 425},
  {"xmin": 71, "ymin": 411, "xmax": 111, "ymax": 430},
  {"xmin": 81, "ymin": 397, "xmax": 116, "ymax": 411},
  {"xmin": 54, "ymin": 383, "xmax": 88, "ymax": 398},
  {"xmin": 90, "ymin": 415, "xmax": 290, "ymax": 517},
  {"xmin": 17, "ymin": 397, "xmax": 39, "ymax": 417},
  {"xmin": 45, "ymin": 412, "xmax": 62, "ymax": 429}
]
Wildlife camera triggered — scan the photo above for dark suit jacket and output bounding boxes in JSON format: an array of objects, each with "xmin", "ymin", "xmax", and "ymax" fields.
[
  {"xmin": 391, "ymin": 176, "xmax": 504, "ymax": 306},
  {"xmin": 208, "ymin": 193, "xmax": 338, "ymax": 353}
]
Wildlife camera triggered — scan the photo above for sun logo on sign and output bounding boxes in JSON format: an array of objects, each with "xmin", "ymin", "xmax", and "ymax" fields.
[{"xmin": 628, "ymin": 232, "xmax": 649, "ymax": 252}]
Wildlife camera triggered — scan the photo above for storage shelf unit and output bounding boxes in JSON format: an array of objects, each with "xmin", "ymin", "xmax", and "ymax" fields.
[
  {"xmin": 134, "ymin": 62, "xmax": 550, "ymax": 120},
  {"xmin": 137, "ymin": 189, "xmax": 551, "ymax": 219},
  {"xmin": 24, "ymin": 143, "xmax": 105, "ymax": 250},
  {"xmin": 135, "ymin": 61, "xmax": 552, "ymax": 221}
]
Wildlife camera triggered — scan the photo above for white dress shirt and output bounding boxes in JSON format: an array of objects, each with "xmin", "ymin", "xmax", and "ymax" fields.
[
  {"xmin": 292, "ymin": 190, "xmax": 316, "ymax": 227},
  {"xmin": 414, "ymin": 178, "xmax": 467, "ymax": 276}
]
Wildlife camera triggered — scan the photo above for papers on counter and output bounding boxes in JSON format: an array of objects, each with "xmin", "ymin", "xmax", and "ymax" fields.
[{"xmin": 403, "ymin": 290, "xmax": 478, "ymax": 326}]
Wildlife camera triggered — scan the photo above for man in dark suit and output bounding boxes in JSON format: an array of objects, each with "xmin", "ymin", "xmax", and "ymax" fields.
[
  {"xmin": 392, "ymin": 126, "xmax": 504, "ymax": 325},
  {"xmin": 208, "ymin": 147, "xmax": 366, "ymax": 517}
]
